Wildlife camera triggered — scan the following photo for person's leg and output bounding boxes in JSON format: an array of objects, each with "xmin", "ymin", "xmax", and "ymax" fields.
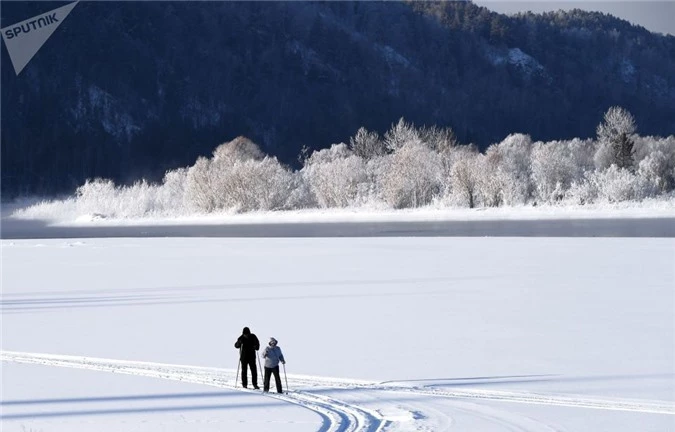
[
  {"xmin": 250, "ymin": 359, "xmax": 259, "ymax": 388},
  {"xmin": 263, "ymin": 367, "xmax": 272, "ymax": 392},
  {"xmin": 240, "ymin": 359, "xmax": 248, "ymax": 388},
  {"xmin": 273, "ymin": 366, "xmax": 282, "ymax": 393}
]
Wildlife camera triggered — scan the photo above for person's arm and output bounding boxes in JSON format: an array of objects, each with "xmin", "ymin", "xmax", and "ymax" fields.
[
  {"xmin": 234, "ymin": 337, "xmax": 241, "ymax": 349},
  {"xmin": 253, "ymin": 335, "xmax": 260, "ymax": 351},
  {"xmin": 278, "ymin": 348, "xmax": 285, "ymax": 364}
]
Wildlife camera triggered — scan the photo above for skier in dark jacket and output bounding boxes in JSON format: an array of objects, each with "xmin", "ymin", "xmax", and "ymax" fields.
[
  {"xmin": 262, "ymin": 337, "xmax": 286, "ymax": 393},
  {"xmin": 234, "ymin": 327, "xmax": 260, "ymax": 389}
]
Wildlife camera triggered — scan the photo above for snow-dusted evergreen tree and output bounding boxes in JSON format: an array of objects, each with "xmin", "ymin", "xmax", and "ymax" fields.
[{"xmin": 595, "ymin": 106, "xmax": 637, "ymax": 171}]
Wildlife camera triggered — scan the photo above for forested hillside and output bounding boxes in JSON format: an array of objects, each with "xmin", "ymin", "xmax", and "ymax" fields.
[{"xmin": 2, "ymin": 1, "xmax": 674, "ymax": 196}]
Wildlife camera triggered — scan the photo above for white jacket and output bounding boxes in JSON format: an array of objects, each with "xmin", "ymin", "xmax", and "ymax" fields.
[{"xmin": 263, "ymin": 345, "xmax": 285, "ymax": 368}]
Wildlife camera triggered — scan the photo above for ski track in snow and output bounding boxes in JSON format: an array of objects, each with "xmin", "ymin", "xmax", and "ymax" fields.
[
  {"xmin": 2, "ymin": 351, "xmax": 673, "ymax": 432},
  {"xmin": 0, "ymin": 351, "xmax": 385, "ymax": 432}
]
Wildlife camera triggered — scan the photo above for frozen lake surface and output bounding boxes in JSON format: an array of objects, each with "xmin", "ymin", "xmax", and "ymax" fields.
[{"xmin": 2, "ymin": 232, "xmax": 674, "ymax": 431}]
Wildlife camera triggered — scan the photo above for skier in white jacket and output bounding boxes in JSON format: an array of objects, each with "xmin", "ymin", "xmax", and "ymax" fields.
[{"xmin": 262, "ymin": 337, "xmax": 285, "ymax": 393}]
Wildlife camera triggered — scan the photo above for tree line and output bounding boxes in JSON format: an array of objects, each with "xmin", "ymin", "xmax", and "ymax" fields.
[{"xmin": 21, "ymin": 106, "xmax": 672, "ymax": 219}]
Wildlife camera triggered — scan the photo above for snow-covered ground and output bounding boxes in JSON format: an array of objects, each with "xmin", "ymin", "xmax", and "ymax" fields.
[{"xmin": 1, "ymin": 233, "xmax": 674, "ymax": 431}]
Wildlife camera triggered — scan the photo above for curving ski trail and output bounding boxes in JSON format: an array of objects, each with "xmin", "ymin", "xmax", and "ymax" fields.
[
  {"xmin": 267, "ymin": 372, "xmax": 675, "ymax": 415},
  {"xmin": 0, "ymin": 351, "xmax": 385, "ymax": 432},
  {"xmin": 2, "ymin": 350, "xmax": 673, "ymax": 432}
]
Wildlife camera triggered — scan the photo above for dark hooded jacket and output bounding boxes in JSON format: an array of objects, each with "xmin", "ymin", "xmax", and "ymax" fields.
[{"xmin": 234, "ymin": 327, "xmax": 260, "ymax": 361}]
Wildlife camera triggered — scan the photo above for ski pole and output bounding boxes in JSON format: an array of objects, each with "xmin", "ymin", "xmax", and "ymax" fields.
[
  {"xmin": 282, "ymin": 363, "xmax": 289, "ymax": 394},
  {"xmin": 234, "ymin": 346, "xmax": 241, "ymax": 388}
]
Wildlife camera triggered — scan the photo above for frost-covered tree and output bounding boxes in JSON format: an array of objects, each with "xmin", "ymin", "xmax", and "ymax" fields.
[
  {"xmin": 75, "ymin": 178, "xmax": 117, "ymax": 216},
  {"xmin": 212, "ymin": 136, "xmax": 265, "ymax": 163},
  {"xmin": 479, "ymin": 147, "xmax": 503, "ymax": 207},
  {"xmin": 74, "ymin": 178, "xmax": 163, "ymax": 218},
  {"xmin": 219, "ymin": 157, "xmax": 295, "ymax": 212},
  {"xmin": 637, "ymin": 151, "xmax": 671, "ymax": 195},
  {"xmin": 206, "ymin": 137, "xmax": 292, "ymax": 211},
  {"xmin": 183, "ymin": 137, "xmax": 295, "ymax": 212},
  {"xmin": 567, "ymin": 138, "xmax": 596, "ymax": 177},
  {"xmin": 531, "ymin": 141, "xmax": 576, "ymax": 203},
  {"xmin": 447, "ymin": 148, "xmax": 482, "ymax": 208},
  {"xmin": 380, "ymin": 142, "xmax": 442, "ymax": 208},
  {"xmin": 304, "ymin": 142, "xmax": 351, "ymax": 164},
  {"xmin": 420, "ymin": 125, "xmax": 457, "ymax": 153},
  {"xmin": 567, "ymin": 165, "xmax": 653, "ymax": 204},
  {"xmin": 490, "ymin": 134, "xmax": 533, "ymax": 205},
  {"xmin": 156, "ymin": 168, "xmax": 189, "ymax": 213},
  {"xmin": 302, "ymin": 143, "xmax": 370, "ymax": 208},
  {"xmin": 185, "ymin": 156, "xmax": 215, "ymax": 211},
  {"xmin": 384, "ymin": 118, "xmax": 423, "ymax": 152},
  {"xmin": 595, "ymin": 106, "xmax": 637, "ymax": 170},
  {"xmin": 592, "ymin": 165, "xmax": 651, "ymax": 202},
  {"xmin": 634, "ymin": 135, "xmax": 675, "ymax": 193},
  {"xmin": 349, "ymin": 127, "xmax": 386, "ymax": 159},
  {"xmin": 363, "ymin": 155, "xmax": 390, "ymax": 205}
]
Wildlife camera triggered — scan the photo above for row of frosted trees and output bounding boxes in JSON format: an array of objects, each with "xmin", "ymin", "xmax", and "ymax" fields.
[{"xmin": 74, "ymin": 107, "xmax": 675, "ymax": 217}]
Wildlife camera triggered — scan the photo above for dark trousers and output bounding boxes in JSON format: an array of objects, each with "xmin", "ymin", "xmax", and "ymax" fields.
[
  {"xmin": 264, "ymin": 366, "xmax": 283, "ymax": 393},
  {"xmin": 240, "ymin": 358, "xmax": 258, "ymax": 388}
]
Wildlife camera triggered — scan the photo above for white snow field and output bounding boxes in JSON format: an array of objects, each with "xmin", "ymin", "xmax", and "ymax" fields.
[{"xmin": 2, "ymin": 234, "xmax": 674, "ymax": 431}]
